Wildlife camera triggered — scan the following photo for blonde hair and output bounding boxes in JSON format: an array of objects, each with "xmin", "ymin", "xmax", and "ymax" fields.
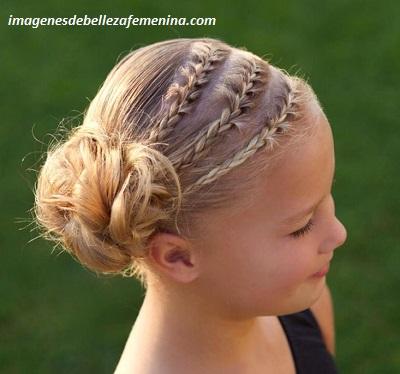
[{"xmin": 34, "ymin": 37, "xmax": 321, "ymax": 288}]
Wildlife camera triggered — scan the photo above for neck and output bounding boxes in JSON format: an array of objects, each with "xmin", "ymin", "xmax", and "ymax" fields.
[{"xmin": 121, "ymin": 284, "xmax": 274, "ymax": 370}]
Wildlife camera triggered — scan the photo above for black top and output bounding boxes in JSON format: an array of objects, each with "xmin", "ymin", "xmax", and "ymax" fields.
[{"xmin": 277, "ymin": 309, "xmax": 338, "ymax": 374}]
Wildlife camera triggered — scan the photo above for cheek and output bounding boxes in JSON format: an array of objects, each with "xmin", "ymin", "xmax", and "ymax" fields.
[
  {"xmin": 198, "ymin": 225, "xmax": 315, "ymax": 301},
  {"xmin": 197, "ymin": 228, "xmax": 318, "ymax": 315},
  {"xmin": 206, "ymin": 233, "xmax": 313, "ymax": 287},
  {"xmin": 199, "ymin": 233, "xmax": 272, "ymax": 298},
  {"xmin": 269, "ymin": 243, "xmax": 315, "ymax": 285}
]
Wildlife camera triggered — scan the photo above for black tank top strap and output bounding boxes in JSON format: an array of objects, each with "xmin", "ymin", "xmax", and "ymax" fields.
[{"xmin": 277, "ymin": 308, "xmax": 338, "ymax": 374}]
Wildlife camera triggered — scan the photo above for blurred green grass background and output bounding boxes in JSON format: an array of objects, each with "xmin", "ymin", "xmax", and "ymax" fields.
[{"xmin": 1, "ymin": 0, "xmax": 399, "ymax": 372}]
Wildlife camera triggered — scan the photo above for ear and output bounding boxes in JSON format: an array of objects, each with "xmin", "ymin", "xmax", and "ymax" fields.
[{"xmin": 147, "ymin": 232, "xmax": 200, "ymax": 283}]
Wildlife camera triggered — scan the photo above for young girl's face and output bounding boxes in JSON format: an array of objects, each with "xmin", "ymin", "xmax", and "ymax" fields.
[{"xmin": 193, "ymin": 110, "xmax": 347, "ymax": 318}]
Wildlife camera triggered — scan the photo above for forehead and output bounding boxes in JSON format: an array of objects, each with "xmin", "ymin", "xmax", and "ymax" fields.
[{"xmin": 253, "ymin": 112, "xmax": 335, "ymax": 224}]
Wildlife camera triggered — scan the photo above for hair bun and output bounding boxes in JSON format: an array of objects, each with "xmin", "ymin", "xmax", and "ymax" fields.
[{"xmin": 34, "ymin": 124, "xmax": 182, "ymax": 276}]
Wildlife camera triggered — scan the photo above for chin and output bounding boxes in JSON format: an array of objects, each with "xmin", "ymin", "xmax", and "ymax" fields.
[
  {"xmin": 278, "ymin": 280, "xmax": 327, "ymax": 316},
  {"xmin": 305, "ymin": 277, "xmax": 327, "ymax": 308}
]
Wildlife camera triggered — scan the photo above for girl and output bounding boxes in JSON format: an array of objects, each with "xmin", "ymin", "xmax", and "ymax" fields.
[{"xmin": 34, "ymin": 37, "xmax": 347, "ymax": 373}]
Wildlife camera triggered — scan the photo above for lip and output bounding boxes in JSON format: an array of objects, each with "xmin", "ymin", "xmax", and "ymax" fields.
[{"xmin": 312, "ymin": 262, "xmax": 330, "ymax": 277}]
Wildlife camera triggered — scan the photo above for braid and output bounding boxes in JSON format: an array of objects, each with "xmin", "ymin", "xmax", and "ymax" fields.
[
  {"xmin": 174, "ymin": 58, "xmax": 268, "ymax": 171},
  {"xmin": 147, "ymin": 42, "xmax": 229, "ymax": 144},
  {"xmin": 184, "ymin": 78, "xmax": 296, "ymax": 194}
]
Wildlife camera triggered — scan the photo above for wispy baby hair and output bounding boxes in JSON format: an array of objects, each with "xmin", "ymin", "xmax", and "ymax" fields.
[{"xmin": 34, "ymin": 37, "xmax": 320, "ymax": 287}]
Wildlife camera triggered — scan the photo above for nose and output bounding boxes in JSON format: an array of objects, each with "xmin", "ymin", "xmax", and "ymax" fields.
[
  {"xmin": 333, "ymin": 217, "xmax": 347, "ymax": 248},
  {"xmin": 319, "ymin": 216, "xmax": 348, "ymax": 255}
]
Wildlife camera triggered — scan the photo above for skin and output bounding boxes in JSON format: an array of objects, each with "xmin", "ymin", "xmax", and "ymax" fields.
[
  {"xmin": 115, "ymin": 108, "xmax": 348, "ymax": 373},
  {"xmin": 310, "ymin": 282, "xmax": 336, "ymax": 355}
]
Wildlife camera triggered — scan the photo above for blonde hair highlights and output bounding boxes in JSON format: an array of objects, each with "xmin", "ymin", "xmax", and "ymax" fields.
[{"xmin": 34, "ymin": 37, "xmax": 321, "ymax": 287}]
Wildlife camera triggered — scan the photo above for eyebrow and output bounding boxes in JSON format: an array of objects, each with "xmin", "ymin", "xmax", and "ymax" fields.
[{"xmin": 281, "ymin": 170, "xmax": 336, "ymax": 225}]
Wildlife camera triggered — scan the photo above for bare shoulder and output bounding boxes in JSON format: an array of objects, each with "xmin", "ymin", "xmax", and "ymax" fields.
[{"xmin": 310, "ymin": 283, "xmax": 336, "ymax": 356}]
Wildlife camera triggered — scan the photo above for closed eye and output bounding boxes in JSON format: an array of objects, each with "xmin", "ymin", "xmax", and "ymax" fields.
[{"xmin": 290, "ymin": 219, "xmax": 314, "ymax": 239}]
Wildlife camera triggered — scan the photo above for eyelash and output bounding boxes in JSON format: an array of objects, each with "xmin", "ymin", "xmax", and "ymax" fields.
[{"xmin": 290, "ymin": 219, "xmax": 314, "ymax": 239}]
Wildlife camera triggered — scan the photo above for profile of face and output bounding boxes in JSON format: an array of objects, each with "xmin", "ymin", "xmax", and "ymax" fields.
[{"xmin": 184, "ymin": 108, "xmax": 348, "ymax": 318}]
